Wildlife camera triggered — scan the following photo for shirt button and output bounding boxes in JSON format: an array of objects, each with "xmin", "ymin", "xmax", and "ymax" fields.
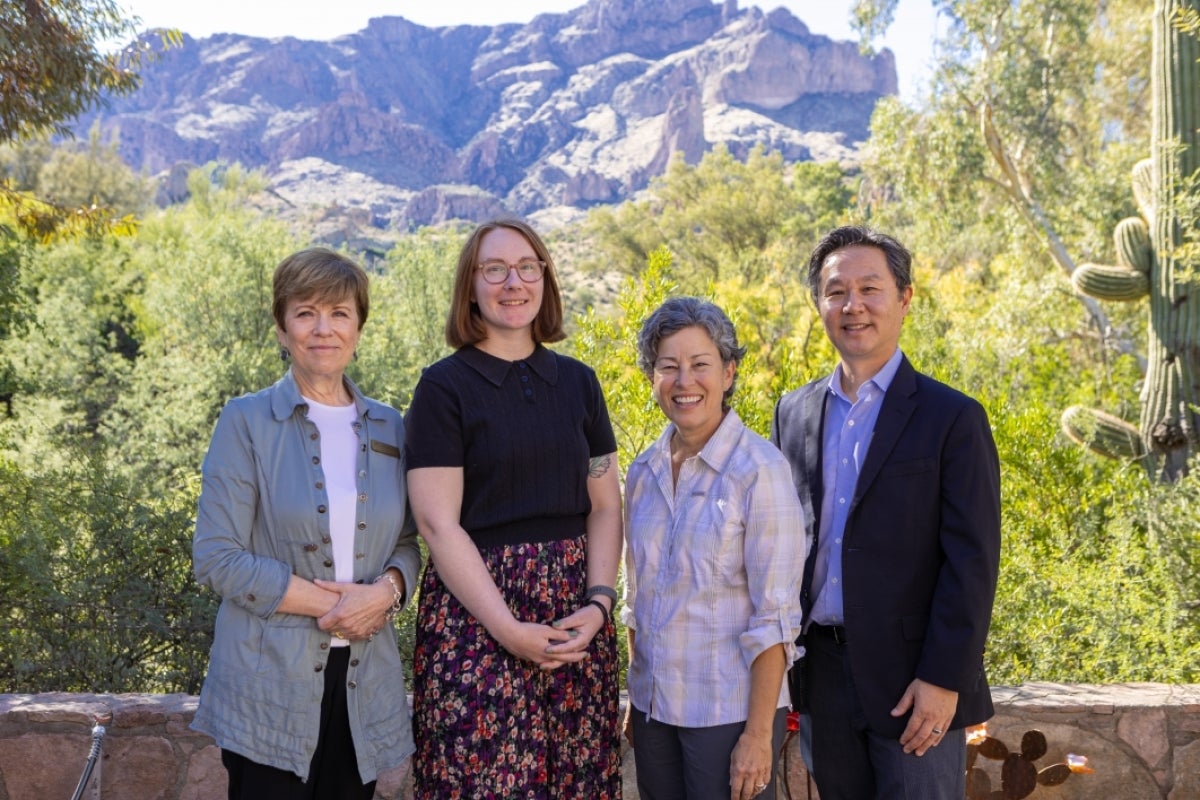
[
  {"xmin": 835, "ymin": 538, "xmax": 842, "ymax": 544},
  {"xmin": 842, "ymin": 458, "xmax": 848, "ymax": 465},
  {"xmin": 312, "ymin": 456, "xmax": 320, "ymax": 465},
  {"xmin": 310, "ymin": 432, "xmax": 318, "ymax": 440},
  {"xmin": 314, "ymin": 664, "xmax": 323, "ymax": 672},
  {"xmin": 347, "ymin": 680, "xmax": 358, "ymax": 689},
  {"xmin": 355, "ymin": 552, "xmax": 364, "ymax": 559},
  {"xmin": 319, "ymin": 642, "xmax": 329, "ymax": 650},
  {"xmin": 246, "ymin": 593, "xmax": 256, "ymax": 602},
  {"xmin": 358, "ymin": 493, "xmax": 367, "ymax": 502},
  {"xmin": 357, "ymin": 522, "xmax": 367, "ymax": 530},
  {"xmin": 847, "ymin": 420, "xmax": 855, "ymax": 427},
  {"xmin": 315, "ymin": 481, "xmax": 324, "ymax": 489},
  {"xmin": 323, "ymin": 559, "xmax": 333, "ymax": 568},
  {"xmin": 303, "ymin": 544, "xmax": 318, "ymax": 552},
  {"xmin": 350, "ymin": 659, "xmax": 360, "ymax": 667},
  {"xmin": 839, "ymin": 497, "xmax": 846, "ymax": 504},
  {"xmin": 317, "ymin": 505, "xmax": 327, "ymax": 513},
  {"xmin": 832, "ymin": 577, "xmax": 840, "ymax": 585}
]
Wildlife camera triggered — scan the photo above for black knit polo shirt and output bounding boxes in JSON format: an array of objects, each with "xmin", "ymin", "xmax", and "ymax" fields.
[{"xmin": 404, "ymin": 344, "xmax": 617, "ymax": 548}]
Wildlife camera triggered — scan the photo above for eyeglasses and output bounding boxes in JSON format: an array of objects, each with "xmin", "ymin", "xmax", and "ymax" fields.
[{"xmin": 476, "ymin": 259, "xmax": 546, "ymax": 284}]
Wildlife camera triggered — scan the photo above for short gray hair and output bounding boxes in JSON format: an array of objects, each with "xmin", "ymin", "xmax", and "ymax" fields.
[{"xmin": 636, "ymin": 297, "xmax": 747, "ymax": 408}]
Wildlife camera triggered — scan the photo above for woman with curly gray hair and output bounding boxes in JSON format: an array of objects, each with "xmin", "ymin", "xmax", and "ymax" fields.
[{"xmin": 623, "ymin": 297, "xmax": 807, "ymax": 800}]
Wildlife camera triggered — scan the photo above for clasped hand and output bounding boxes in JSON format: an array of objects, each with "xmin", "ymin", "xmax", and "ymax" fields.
[
  {"xmin": 313, "ymin": 578, "xmax": 392, "ymax": 640},
  {"xmin": 499, "ymin": 603, "xmax": 607, "ymax": 671}
]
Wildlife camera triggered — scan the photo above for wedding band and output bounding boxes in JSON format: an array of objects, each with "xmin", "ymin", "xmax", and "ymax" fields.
[
  {"xmin": 932, "ymin": 727, "xmax": 943, "ymax": 734},
  {"xmin": 754, "ymin": 782, "xmax": 767, "ymax": 793}
]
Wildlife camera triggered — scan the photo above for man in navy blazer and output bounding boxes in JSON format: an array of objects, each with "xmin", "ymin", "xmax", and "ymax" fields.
[{"xmin": 771, "ymin": 226, "xmax": 1001, "ymax": 799}]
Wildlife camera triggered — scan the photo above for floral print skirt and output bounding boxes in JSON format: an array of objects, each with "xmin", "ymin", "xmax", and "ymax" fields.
[{"xmin": 412, "ymin": 534, "xmax": 621, "ymax": 800}]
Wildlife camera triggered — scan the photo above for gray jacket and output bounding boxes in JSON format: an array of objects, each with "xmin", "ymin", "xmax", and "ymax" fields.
[{"xmin": 190, "ymin": 369, "xmax": 421, "ymax": 782}]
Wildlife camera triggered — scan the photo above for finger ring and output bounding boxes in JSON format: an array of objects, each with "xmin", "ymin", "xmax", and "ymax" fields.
[
  {"xmin": 932, "ymin": 727, "xmax": 943, "ymax": 735},
  {"xmin": 754, "ymin": 782, "xmax": 767, "ymax": 793}
]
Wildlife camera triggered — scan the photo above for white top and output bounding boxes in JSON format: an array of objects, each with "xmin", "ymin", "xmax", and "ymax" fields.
[{"xmin": 304, "ymin": 396, "xmax": 359, "ymax": 646}]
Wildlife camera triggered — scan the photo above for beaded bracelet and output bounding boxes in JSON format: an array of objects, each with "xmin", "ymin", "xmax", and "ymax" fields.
[
  {"xmin": 586, "ymin": 599, "xmax": 611, "ymax": 627},
  {"xmin": 585, "ymin": 585, "xmax": 618, "ymax": 605},
  {"xmin": 375, "ymin": 572, "xmax": 405, "ymax": 620}
]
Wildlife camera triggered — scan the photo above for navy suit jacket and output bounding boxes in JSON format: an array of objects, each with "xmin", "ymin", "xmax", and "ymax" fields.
[{"xmin": 771, "ymin": 355, "xmax": 1001, "ymax": 737}]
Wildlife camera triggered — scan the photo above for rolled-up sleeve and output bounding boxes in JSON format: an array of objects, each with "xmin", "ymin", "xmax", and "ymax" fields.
[
  {"xmin": 385, "ymin": 504, "xmax": 422, "ymax": 610},
  {"xmin": 738, "ymin": 460, "xmax": 807, "ymax": 668},
  {"xmin": 193, "ymin": 401, "xmax": 291, "ymax": 617}
]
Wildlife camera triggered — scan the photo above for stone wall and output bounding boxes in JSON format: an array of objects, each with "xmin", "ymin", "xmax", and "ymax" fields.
[{"xmin": 1, "ymin": 684, "xmax": 1197, "ymax": 799}]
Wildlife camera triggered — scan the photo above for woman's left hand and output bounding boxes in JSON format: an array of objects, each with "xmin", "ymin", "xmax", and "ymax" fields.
[
  {"xmin": 313, "ymin": 579, "xmax": 391, "ymax": 640},
  {"xmin": 729, "ymin": 729, "xmax": 774, "ymax": 800},
  {"xmin": 542, "ymin": 603, "xmax": 607, "ymax": 662}
]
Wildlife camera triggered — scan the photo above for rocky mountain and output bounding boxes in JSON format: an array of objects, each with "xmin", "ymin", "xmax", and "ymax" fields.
[{"xmin": 77, "ymin": 0, "xmax": 896, "ymax": 237}]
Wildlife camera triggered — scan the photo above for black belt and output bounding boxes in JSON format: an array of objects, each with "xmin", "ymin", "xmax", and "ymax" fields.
[{"xmin": 809, "ymin": 623, "xmax": 848, "ymax": 645}]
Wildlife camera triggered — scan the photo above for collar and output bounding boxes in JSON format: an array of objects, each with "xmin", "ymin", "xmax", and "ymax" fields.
[
  {"xmin": 640, "ymin": 409, "xmax": 746, "ymax": 474},
  {"xmin": 827, "ymin": 347, "xmax": 904, "ymax": 403},
  {"xmin": 270, "ymin": 368, "xmax": 372, "ymax": 421},
  {"xmin": 453, "ymin": 343, "xmax": 560, "ymax": 387}
]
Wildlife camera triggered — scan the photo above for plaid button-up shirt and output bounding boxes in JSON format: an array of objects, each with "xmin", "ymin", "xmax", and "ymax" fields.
[{"xmin": 622, "ymin": 410, "xmax": 807, "ymax": 727}]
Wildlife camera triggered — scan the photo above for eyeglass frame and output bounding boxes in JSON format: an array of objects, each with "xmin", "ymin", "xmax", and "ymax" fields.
[{"xmin": 475, "ymin": 258, "xmax": 546, "ymax": 284}]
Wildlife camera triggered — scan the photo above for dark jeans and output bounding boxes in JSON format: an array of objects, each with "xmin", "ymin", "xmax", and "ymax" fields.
[
  {"xmin": 631, "ymin": 703, "xmax": 788, "ymax": 800},
  {"xmin": 805, "ymin": 627, "xmax": 966, "ymax": 800},
  {"xmin": 222, "ymin": 648, "xmax": 375, "ymax": 800}
]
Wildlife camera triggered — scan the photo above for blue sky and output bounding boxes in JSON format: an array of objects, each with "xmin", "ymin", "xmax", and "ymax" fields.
[{"xmin": 115, "ymin": 0, "xmax": 939, "ymax": 102}]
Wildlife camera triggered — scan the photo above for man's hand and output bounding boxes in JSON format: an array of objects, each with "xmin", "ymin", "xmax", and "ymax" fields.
[{"xmin": 892, "ymin": 678, "xmax": 958, "ymax": 755}]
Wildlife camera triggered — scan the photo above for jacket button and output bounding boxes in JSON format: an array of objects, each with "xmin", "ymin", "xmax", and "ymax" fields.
[
  {"xmin": 303, "ymin": 544, "xmax": 318, "ymax": 552},
  {"xmin": 319, "ymin": 642, "xmax": 329, "ymax": 650},
  {"xmin": 323, "ymin": 559, "xmax": 333, "ymax": 568},
  {"xmin": 347, "ymin": 681, "xmax": 358, "ymax": 689},
  {"xmin": 315, "ymin": 481, "xmax": 323, "ymax": 489},
  {"xmin": 357, "ymin": 522, "xmax": 366, "ymax": 530},
  {"xmin": 245, "ymin": 593, "xmax": 256, "ymax": 602},
  {"xmin": 322, "ymin": 536, "xmax": 331, "ymax": 544},
  {"xmin": 310, "ymin": 432, "xmax": 318, "ymax": 440},
  {"xmin": 350, "ymin": 659, "xmax": 360, "ymax": 667},
  {"xmin": 312, "ymin": 456, "xmax": 320, "ymax": 465},
  {"xmin": 358, "ymin": 493, "xmax": 367, "ymax": 502},
  {"xmin": 314, "ymin": 664, "xmax": 323, "ymax": 672},
  {"xmin": 317, "ymin": 505, "xmax": 327, "ymax": 513}
]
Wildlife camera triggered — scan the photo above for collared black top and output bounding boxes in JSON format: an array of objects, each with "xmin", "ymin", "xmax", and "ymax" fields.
[{"xmin": 404, "ymin": 344, "xmax": 617, "ymax": 548}]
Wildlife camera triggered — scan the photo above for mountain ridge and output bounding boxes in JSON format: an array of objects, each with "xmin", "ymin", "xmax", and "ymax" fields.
[{"xmin": 75, "ymin": 0, "xmax": 895, "ymax": 240}]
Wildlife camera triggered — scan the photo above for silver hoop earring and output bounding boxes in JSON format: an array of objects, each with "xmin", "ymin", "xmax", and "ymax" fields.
[{"xmin": 280, "ymin": 347, "xmax": 290, "ymax": 362}]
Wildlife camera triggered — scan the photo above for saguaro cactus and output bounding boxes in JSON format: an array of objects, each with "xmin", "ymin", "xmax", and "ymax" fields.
[{"xmin": 1065, "ymin": 0, "xmax": 1200, "ymax": 481}]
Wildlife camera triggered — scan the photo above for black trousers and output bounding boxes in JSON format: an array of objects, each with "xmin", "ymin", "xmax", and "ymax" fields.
[{"xmin": 222, "ymin": 648, "xmax": 376, "ymax": 800}]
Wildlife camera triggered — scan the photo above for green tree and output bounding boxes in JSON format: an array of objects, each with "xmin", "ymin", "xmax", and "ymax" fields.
[
  {"xmin": 0, "ymin": 0, "xmax": 156, "ymax": 142},
  {"xmin": 584, "ymin": 146, "xmax": 851, "ymax": 290}
]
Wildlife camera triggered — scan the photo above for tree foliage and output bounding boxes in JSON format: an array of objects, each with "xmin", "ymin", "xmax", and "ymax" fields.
[
  {"xmin": 0, "ymin": 0, "xmax": 162, "ymax": 142},
  {"xmin": 584, "ymin": 146, "xmax": 851, "ymax": 290}
]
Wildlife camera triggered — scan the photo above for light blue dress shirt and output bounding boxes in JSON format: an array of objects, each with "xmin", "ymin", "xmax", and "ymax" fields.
[{"xmin": 809, "ymin": 348, "xmax": 904, "ymax": 627}]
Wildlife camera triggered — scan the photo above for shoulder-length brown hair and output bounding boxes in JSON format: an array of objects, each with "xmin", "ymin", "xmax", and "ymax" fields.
[{"xmin": 445, "ymin": 218, "xmax": 566, "ymax": 348}]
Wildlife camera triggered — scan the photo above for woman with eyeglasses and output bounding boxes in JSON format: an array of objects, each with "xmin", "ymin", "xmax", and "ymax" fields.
[{"xmin": 404, "ymin": 218, "xmax": 623, "ymax": 798}]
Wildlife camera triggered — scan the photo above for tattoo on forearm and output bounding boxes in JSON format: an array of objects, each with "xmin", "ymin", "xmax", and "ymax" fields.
[{"xmin": 588, "ymin": 454, "xmax": 612, "ymax": 478}]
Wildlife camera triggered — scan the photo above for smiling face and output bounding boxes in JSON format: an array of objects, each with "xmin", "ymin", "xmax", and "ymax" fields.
[
  {"xmin": 472, "ymin": 226, "xmax": 545, "ymax": 342},
  {"xmin": 651, "ymin": 325, "xmax": 736, "ymax": 444},
  {"xmin": 276, "ymin": 295, "xmax": 361, "ymax": 388},
  {"xmin": 818, "ymin": 244, "xmax": 912, "ymax": 377}
]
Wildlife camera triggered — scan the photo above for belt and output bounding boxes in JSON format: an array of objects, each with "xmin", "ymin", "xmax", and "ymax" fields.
[{"xmin": 809, "ymin": 623, "xmax": 848, "ymax": 645}]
